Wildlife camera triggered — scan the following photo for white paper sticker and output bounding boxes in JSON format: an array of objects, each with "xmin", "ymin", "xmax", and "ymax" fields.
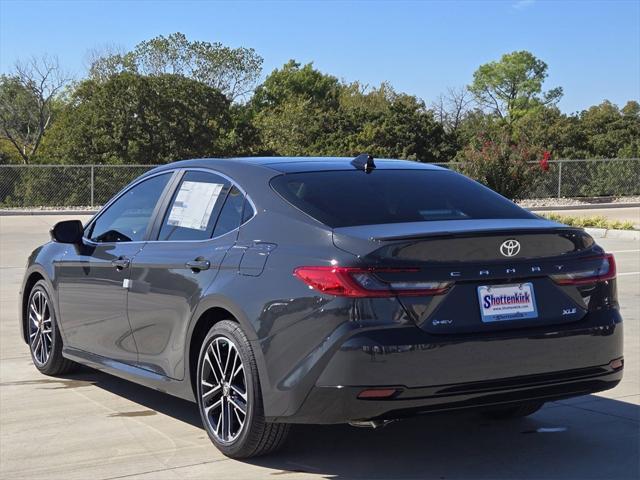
[{"xmin": 167, "ymin": 181, "xmax": 224, "ymax": 231}]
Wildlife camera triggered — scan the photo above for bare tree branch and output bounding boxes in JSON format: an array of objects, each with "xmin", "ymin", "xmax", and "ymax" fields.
[{"xmin": 0, "ymin": 55, "xmax": 70, "ymax": 163}]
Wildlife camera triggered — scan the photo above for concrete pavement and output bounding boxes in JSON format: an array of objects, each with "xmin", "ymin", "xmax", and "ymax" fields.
[{"xmin": 1, "ymin": 215, "xmax": 638, "ymax": 480}]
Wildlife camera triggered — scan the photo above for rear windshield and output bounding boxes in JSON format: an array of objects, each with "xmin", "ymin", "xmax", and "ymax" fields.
[{"xmin": 270, "ymin": 169, "xmax": 535, "ymax": 228}]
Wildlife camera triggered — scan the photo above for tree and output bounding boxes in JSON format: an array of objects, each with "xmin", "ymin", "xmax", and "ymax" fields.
[
  {"xmin": 458, "ymin": 127, "xmax": 543, "ymax": 200},
  {"xmin": 250, "ymin": 61, "xmax": 342, "ymax": 155},
  {"xmin": 88, "ymin": 33, "xmax": 263, "ymax": 101},
  {"xmin": 431, "ymin": 87, "xmax": 474, "ymax": 134},
  {"xmin": 342, "ymin": 86, "xmax": 451, "ymax": 161},
  {"xmin": 251, "ymin": 61, "xmax": 451, "ymax": 160},
  {"xmin": 468, "ymin": 51, "xmax": 563, "ymax": 124},
  {"xmin": 38, "ymin": 72, "xmax": 233, "ymax": 165},
  {"xmin": 579, "ymin": 100, "xmax": 640, "ymax": 158},
  {"xmin": 0, "ymin": 55, "xmax": 69, "ymax": 164}
]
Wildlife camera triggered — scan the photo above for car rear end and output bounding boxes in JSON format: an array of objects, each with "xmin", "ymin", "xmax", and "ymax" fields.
[{"xmin": 264, "ymin": 162, "xmax": 623, "ymax": 424}]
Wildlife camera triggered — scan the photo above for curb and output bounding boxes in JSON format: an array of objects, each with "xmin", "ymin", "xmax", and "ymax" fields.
[
  {"xmin": 529, "ymin": 203, "xmax": 640, "ymax": 211},
  {"xmin": 584, "ymin": 227, "xmax": 640, "ymax": 241}
]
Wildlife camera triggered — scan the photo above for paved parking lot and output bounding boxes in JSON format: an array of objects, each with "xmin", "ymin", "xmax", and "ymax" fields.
[{"xmin": 1, "ymin": 214, "xmax": 638, "ymax": 480}]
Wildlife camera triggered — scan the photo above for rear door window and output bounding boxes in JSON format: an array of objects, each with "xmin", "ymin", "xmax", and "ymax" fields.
[
  {"xmin": 212, "ymin": 186, "xmax": 246, "ymax": 237},
  {"xmin": 158, "ymin": 171, "xmax": 230, "ymax": 241},
  {"xmin": 270, "ymin": 170, "xmax": 535, "ymax": 228}
]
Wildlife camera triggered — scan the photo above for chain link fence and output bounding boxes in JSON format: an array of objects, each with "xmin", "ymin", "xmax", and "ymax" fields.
[{"xmin": 1, "ymin": 159, "xmax": 639, "ymax": 208}]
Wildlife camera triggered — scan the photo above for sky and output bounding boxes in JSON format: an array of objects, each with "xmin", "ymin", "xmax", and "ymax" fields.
[{"xmin": 1, "ymin": 0, "xmax": 639, "ymax": 113}]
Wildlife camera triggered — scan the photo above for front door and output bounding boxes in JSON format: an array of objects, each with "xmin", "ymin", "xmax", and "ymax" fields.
[{"xmin": 56, "ymin": 172, "xmax": 174, "ymax": 363}]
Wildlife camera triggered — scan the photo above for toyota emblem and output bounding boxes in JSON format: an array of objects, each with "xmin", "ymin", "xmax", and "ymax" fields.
[{"xmin": 500, "ymin": 239, "xmax": 521, "ymax": 257}]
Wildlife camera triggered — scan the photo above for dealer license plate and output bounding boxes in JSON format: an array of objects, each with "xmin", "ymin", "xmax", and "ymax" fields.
[{"xmin": 477, "ymin": 283, "xmax": 538, "ymax": 322}]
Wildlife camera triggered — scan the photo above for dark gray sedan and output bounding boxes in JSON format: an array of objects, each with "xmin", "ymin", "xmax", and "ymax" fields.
[{"xmin": 20, "ymin": 156, "xmax": 623, "ymax": 458}]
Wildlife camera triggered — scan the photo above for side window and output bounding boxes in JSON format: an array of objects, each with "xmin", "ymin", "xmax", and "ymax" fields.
[
  {"xmin": 212, "ymin": 186, "xmax": 245, "ymax": 238},
  {"xmin": 158, "ymin": 171, "xmax": 230, "ymax": 241},
  {"xmin": 89, "ymin": 173, "xmax": 171, "ymax": 243},
  {"xmin": 242, "ymin": 197, "xmax": 255, "ymax": 224}
]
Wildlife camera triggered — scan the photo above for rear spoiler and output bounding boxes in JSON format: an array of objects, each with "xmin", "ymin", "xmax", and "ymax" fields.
[{"xmin": 372, "ymin": 226, "xmax": 588, "ymax": 242}]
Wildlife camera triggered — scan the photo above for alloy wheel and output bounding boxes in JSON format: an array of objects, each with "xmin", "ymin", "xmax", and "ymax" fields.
[
  {"xmin": 29, "ymin": 290, "xmax": 52, "ymax": 366},
  {"xmin": 200, "ymin": 336, "xmax": 248, "ymax": 444}
]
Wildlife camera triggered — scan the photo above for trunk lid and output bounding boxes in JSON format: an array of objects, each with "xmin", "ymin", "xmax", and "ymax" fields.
[{"xmin": 333, "ymin": 219, "xmax": 600, "ymax": 334}]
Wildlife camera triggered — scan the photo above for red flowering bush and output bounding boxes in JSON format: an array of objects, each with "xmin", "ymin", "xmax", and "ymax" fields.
[
  {"xmin": 458, "ymin": 130, "xmax": 543, "ymax": 200},
  {"xmin": 539, "ymin": 151, "xmax": 551, "ymax": 171}
]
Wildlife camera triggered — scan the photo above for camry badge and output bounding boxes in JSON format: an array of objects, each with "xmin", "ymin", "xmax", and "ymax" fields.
[{"xmin": 500, "ymin": 239, "xmax": 521, "ymax": 257}]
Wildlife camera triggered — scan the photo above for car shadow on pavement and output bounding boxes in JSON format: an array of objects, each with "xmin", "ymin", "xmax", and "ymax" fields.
[
  {"xmin": 62, "ymin": 367, "xmax": 639, "ymax": 479},
  {"xmin": 60, "ymin": 365, "xmax": 202, "ymax": 427}
]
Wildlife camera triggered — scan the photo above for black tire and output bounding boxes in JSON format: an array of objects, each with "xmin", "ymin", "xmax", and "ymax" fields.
[
  {"xmin": 27, "ymin": 280, "xmax": 75, "ymax": 376},
  {"xmin": 480, "ymin": 401, "xmax": 545, "ymax": 419},
  {"xmin": 196, "ymin": 320, "xmax": 290, "ymax": 458}
]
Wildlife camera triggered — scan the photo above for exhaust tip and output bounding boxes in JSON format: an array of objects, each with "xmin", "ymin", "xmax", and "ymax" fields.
[{"xmin": 348, "ymin": 419, "xmax": 396, "ymax": 429}]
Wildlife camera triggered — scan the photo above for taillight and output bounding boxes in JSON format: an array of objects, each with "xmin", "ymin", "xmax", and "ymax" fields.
[
  {"xmin": 550, "ymin": 254, "xmax": 616, "ymax": 286},
  {"xmin": 293, "ymin": 266, "xmax": 452, "ymax": 297}
]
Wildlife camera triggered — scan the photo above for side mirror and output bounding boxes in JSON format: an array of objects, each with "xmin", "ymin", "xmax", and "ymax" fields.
[{"xmin": 50, "ymin": 220, "xmax": 84, "ymax": 244}]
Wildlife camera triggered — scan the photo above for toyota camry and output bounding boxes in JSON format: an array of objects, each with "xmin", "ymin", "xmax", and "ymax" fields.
[{"xmin": 20, "ymin": 155, "xmax": 623, "ymax": 458}]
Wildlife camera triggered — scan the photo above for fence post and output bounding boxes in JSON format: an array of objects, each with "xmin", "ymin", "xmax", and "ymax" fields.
[
  {"xmin": 557, "ymin": 161, "xmax": 563, "ymax": 198},
  {"xmin": 90, "ymin": 165, "xmax": 95, "ymax": 207}
]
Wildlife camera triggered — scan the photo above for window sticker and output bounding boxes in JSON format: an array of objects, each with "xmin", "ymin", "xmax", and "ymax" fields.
[{"xmin": 167, "ymin": 181, "xmax": 224, "ymax": 231}]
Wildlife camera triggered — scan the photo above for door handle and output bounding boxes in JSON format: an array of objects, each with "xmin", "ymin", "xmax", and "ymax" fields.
[
  {"xmin": 111, "ymin": 257, "xmax": 130, "ymax": 270},
  {"xmin": 186, "ymin": 258, "xmax": 211, "ymax": 272}
]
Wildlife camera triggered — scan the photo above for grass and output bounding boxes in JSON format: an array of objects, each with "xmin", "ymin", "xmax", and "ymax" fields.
[{"xmin": 542, "ymin": 213, "xmax": 636, "ymax": 230}]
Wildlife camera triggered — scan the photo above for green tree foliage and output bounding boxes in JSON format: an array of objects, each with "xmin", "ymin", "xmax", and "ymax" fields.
[
  {"xmin": 251, "ymin": 61, "xmax": 340, "ymax": 155},
  {"xmin": 469, "ymin": 51, "xmax": 563, "ymax": 125},
  {"xmin": 580, "ymin": 100, "xmax": 640, "ymax": 158},
  {"xmin": 88, "ymin": 33, "xmax": 263, "ymax": 101},
  {"xmin": 38, "ymin": 72, "xmax": 232, "ymax": 165},
  {"xmin": 251, "ymin": 61, "xmax": 450, "ymax": 160},
  {"xmin": 516, "ymin": 100, "xmax": 640, "ymax": 159}
]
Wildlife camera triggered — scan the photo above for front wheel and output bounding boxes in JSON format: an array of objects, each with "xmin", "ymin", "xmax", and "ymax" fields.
[
  {"xmin": 196, "ymin": 320, "xmax": 289, "ymax": 458},
  {"xmin": 27, "ymin": 280, "xmax": 75, "ymax": 375}
]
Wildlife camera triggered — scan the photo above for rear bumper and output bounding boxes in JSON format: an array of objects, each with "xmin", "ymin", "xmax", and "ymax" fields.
[{"xmin": 270, "ymin": 309, "xmax": 623, "ymax": 424}]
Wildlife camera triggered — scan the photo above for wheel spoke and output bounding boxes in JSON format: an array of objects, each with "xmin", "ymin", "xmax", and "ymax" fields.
[
  {"xmin": 34, "ymin": 334, "xmax": 43, "ymax": 363},
  {"xmin": 205, "ymin": 350, "xmax": 222, "ymax": 384},
  {"xmin": 223, "ymin": 344, "xmax": 232, "ymax": 379},
  {"xmin": 228, "ymin": 397, "xmax": 246, "ymax": 415},
  {"xmin": 233, "ymin": 406, "xmax": 244, "ymax": 426},
  {"xmin": 231, "ymin": 362, "xmax": 244, "ymax": 381},
  {"xmin": 37, "ymin": 292, "xmax": 43, "ymax": 317},
  {"xmin": 205, "ymin": 397, "xmax": 223, "ymax": 415},
  {"xmin": 202, "ymin": 384, "xmax": 221, "ymax": 400},
  {"xmin": 211, "ymin": 343, "xmax": 225, "ymax": 381},
  {"xmin": 230, "ymin": 384, "xmax": 247, "ymax": 401},
  {"xmin": 215, "ymin": 407, "xmax": 222, "ymax": 435},
  {"xmin": 225, "ymin": 397, "xmax": 232, "ymax": 440}
]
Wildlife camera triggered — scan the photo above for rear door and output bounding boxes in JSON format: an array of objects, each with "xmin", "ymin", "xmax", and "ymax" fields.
[{"xmin": 126, "ymin": 170, "xmax": 250, "ymax": 380}]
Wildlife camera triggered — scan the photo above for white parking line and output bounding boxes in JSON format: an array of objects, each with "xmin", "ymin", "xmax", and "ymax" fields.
[
  {"xmin": 618, "ymin": 271, "xmax": 640, "ymax": 276},
  {"xmin": 609, "ymin": 250, "xmax": 640, "ymax": 254}
]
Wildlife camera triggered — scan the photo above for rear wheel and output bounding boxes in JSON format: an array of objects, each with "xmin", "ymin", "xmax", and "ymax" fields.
[
  {"xmin": 481, "ymin": 401, "xmax": 545, "ymax": 419},
  {"xmin": 196, "ymin": 320, "xmax": 289, "ymax": 458},
  {"xmin": 27, "ymin": 281, "xmax": 74, "ymax": 375}
]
